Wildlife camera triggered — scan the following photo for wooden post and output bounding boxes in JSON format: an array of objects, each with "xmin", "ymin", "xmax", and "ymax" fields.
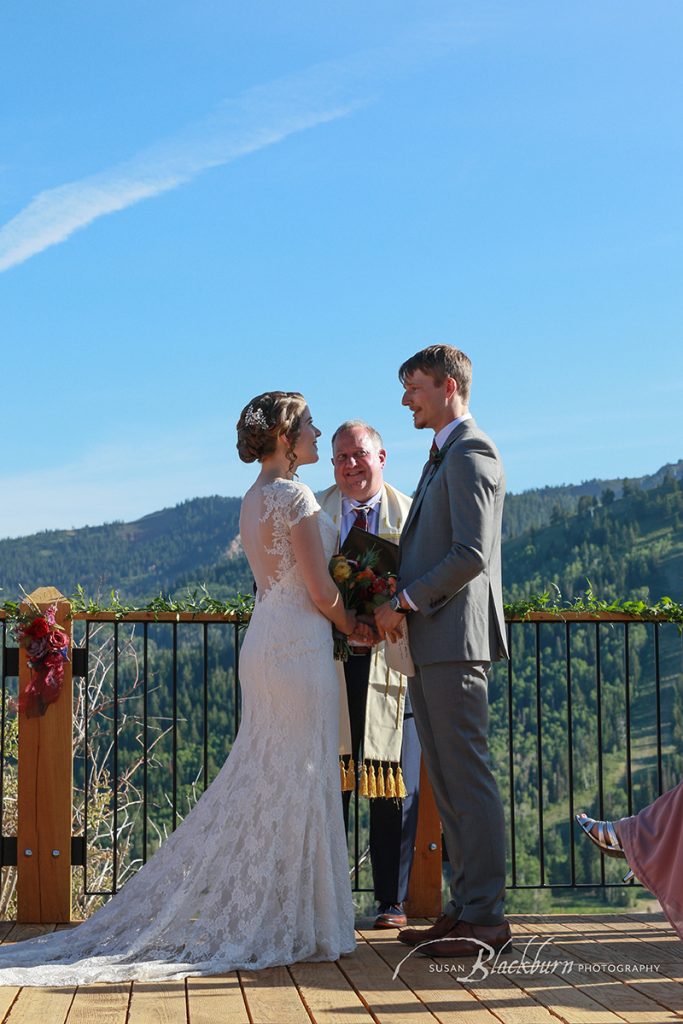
[
  {"xmin": 405, "ymin": 755, "xmax": 442, "ymax": 917},
  {"xmin": 17, "ymin": 587, "xmax": 73, "ymax": 923}
]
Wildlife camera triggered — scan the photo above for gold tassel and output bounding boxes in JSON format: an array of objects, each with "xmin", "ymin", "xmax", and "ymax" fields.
[
  {"xmin": 339, "ymin": 758, "xmax": 347, "ymax": 791},
  {"xmin": 345, "ymin": 757, "xmax": 356, "ymax": 791},
  {"xmin": 368, "ymin": 763, "xmax": 377, "ymax": 798},
  {"xmin": 396, "ymin": 765, "xmax": 407, "ymax": 798},
  {"xmin": 377, "ymin": 765, "xmax": 386, "ymax": 797},
  {"xmin": 359, "ymin": 762, "xmax": 368, "ymax": 796},
  {"xmin": 385, "ymin": 766, "xmax": 396, "ymax": 798}
]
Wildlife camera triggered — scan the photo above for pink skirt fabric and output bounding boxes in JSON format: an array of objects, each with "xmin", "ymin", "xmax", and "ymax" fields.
[{"xmin": 617, "ymin": 781, "xmax": 683, "ymax": 941}]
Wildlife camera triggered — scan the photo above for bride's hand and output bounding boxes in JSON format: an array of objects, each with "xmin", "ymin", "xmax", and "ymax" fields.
[
  {"xmin": 356, "ymin": 614, "xmax": 381, "ymax": 645},
  {"xmin": 342, "ymin": 609, "xmax": 359, "ymax": 636},
  {"xmin": 345, "ymin": 612, "xmax": 379, "ymax": 645}
]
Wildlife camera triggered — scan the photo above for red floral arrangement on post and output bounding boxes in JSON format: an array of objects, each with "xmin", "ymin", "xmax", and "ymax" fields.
[{"xmin": 15, "ymin": 604, "xmax": 70, "ymax": 717}]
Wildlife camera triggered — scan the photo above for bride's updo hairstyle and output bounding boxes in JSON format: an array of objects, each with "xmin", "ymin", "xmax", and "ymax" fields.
[{"xmin": 236, "ymin": 391, "xmax": 307, "ymax": 472}]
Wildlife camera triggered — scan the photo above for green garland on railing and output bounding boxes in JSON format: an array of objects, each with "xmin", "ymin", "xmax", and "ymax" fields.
[
  {"xmin": 69, "ymin": 582, "xmax": 256, "ymax": 617},
  {"xmin": 1, "ymin": 584, "xmax": 682, "ymax": 626},
  {"xmin": 504, "ymin": 590, "xmax": 683, "ymax": 625}
]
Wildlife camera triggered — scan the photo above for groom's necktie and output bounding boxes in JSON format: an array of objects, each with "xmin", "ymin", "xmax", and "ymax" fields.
[
  {"xmin": 417, "ymin": 440, "xmax": 439, "ymax": 488},
  {"xmin": 411, "ymin": 439, "xmax": 441, "ymax": 508},
  {"xmin": 353, "ymin": 505, "xmax": 371, "ymax": 531}
]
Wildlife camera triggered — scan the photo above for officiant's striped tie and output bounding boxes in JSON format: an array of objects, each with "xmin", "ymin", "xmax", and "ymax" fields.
[{"xmin": 353, "ymin": 505, "xmax": 371, "ymax": 531}]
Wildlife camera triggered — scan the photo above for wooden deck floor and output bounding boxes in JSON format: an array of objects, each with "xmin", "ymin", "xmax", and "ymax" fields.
[{"xmin": 0, "ymin": 913, "xmax": 681, "ymax": 1023}]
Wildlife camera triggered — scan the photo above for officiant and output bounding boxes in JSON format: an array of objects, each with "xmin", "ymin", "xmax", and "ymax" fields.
[{"xmin": 318, "ymin": 420, "xmax": 420, "ymax": 930}]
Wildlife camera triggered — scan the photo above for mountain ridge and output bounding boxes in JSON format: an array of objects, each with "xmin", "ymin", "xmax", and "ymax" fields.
[{"xmin": 1, "ymin": 460, "xmax": 681, "ymax": 605}]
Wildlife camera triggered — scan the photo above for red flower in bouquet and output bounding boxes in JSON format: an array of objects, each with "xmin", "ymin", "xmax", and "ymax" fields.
[
  {"xmin": 355, "ymin": 568, "xmax": 375, "ymax": 582},
  {"xmin": 47, "ymin": 628, "xmax": 69, "ymax": 652},
  {"xmin": 25, "ymin": 617, "xmax": 50, "ymax": 639}
]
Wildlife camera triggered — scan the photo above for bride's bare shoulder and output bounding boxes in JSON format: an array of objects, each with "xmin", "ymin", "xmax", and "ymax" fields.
[
  {"xmin": 240, "ymin": 481, "xmax": 261, "ymax": 506},
  {"xmin": 239, "ymin": 482, "xmax": 264, "ymax": 528}
]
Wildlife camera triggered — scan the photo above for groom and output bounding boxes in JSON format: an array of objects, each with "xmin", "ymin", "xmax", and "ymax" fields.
[{"xmin": 375, "ymin": 344, "xmax": 510, "ymax": 956}]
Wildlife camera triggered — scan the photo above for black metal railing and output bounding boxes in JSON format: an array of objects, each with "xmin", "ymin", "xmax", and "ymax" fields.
[
  {"xmin": 72, "ymin": 614, "xmax": 244, "ymax": 897},
  {"xmin": 2, "ymin": 610, "xmax": 681, "ymax": 904},
  {"xmin": 493, "ymin": 616, "xmax": 682, "ymax": 891}
]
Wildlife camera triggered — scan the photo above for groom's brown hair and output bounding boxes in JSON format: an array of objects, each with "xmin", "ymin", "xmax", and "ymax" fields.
[{"xmin": 399, "ymin": 344, "xmax": 472, "ymax": 402}]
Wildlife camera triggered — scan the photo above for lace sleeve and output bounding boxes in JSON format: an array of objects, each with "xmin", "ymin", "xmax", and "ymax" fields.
[
  {"xmin": 286, "ymin": 483, "xmax": 320, "ymax": 528},
  {"xmin": 261, "ymin": 481, "xmax": 321, "ymax": 565}
]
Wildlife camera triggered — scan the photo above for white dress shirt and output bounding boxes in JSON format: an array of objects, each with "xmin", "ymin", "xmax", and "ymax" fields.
[{"xmin": 433, "ymin": 412, "xmax": 472, "ymax": 450}]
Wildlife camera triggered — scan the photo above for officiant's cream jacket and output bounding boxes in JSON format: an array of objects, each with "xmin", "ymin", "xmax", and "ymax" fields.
[{"xmin": 318, "ymin": 482, "xmax": 413, "ymax": 768}]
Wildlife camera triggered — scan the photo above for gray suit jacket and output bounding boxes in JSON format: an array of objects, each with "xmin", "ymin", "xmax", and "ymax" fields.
[{"xmin": 399, "ymin": 417, "xmax": 509, "ymax": 666}]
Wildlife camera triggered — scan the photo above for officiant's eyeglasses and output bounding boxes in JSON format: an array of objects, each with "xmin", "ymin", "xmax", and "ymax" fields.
[{"xmin": 332, "ymin": 448, "xmax": 372, "ymax": 465}]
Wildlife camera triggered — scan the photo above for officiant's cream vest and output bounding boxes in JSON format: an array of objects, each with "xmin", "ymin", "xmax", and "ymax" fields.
[{"xmin": 318, "ymin": 482, "xmax": 413, "ymax": 798}]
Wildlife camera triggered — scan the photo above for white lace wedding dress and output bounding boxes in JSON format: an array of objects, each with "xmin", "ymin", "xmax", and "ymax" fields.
[{"xmin": 0, "ymin": 480, "xmax": 355, "ymax": 986}]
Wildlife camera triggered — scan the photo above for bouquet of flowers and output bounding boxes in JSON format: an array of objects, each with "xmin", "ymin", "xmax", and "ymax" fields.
[
  {"xmin": 329, "ymin": 548, "xmax": 397, "ymax": 661},
  {"xmin": 14, "ymin": 604, "xmax": 70, "ymax": 717}
]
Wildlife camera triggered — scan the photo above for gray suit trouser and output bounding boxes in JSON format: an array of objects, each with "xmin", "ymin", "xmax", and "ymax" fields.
[{"xmin": 408, "ymin": 661, "xmax": 506, "ymax": 925}]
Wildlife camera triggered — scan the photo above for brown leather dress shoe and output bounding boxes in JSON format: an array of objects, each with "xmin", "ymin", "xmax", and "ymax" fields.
[
  {"xmin": 374, "ymin": 903, "xmax": 407, "ymax": 929},
  {"xmin": 398, "ymin": 912, "xmax": 456, "ymax": 946},
  {"xmin": 417, "ymin": 919, "xmax": 512, "ymax": 957}
]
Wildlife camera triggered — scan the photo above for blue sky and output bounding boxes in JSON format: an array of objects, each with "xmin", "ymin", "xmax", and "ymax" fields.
[{"xmin": 1, "ymin": 1, "xmax": 681, "ymax": 539}]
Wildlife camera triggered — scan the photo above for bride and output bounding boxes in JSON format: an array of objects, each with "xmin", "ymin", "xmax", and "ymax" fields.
[{"xmin": 0, "ymin": 390, "xmax": 369, "ymax": 986}]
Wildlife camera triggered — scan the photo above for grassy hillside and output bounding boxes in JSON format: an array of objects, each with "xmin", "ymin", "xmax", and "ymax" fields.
[
  {"xmin": 503, "ymin": 473, "xmax": 683, "ymax": 602},
  {"xmin": 503, "ymin": 458, "xmax": 683, "ymax": 541},
  {"xmin": 0, "ymin": 496, "xmax": 251, "ymax": 604}
]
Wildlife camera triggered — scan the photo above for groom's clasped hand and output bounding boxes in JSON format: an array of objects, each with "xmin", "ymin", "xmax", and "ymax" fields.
[
  {"xmin": 350, "ymin": 615, "xmax": 402, "ymax": 647},
  {"xmin": 342, "ymin": 593, "xmax": 400, "ymax": 647}
]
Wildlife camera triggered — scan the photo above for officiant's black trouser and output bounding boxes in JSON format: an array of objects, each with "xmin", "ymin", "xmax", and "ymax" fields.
[{"xmin": 342, "ymin": 653, "xmax": 421, "ymax": 905}]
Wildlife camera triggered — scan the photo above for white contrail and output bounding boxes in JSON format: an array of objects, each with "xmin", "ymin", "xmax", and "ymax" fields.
[
  {"xmin": 0, "ymin": 69, "xmax": 363, "ymax": 273},
  {"xmin": 0, "ymin": 18, "xmax": 469, "ymax": 273}
]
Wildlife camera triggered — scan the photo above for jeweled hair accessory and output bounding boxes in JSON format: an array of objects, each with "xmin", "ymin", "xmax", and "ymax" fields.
[{"xmin": 244, "ymin": 404, "xmax": 269, "ymax": 430}]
